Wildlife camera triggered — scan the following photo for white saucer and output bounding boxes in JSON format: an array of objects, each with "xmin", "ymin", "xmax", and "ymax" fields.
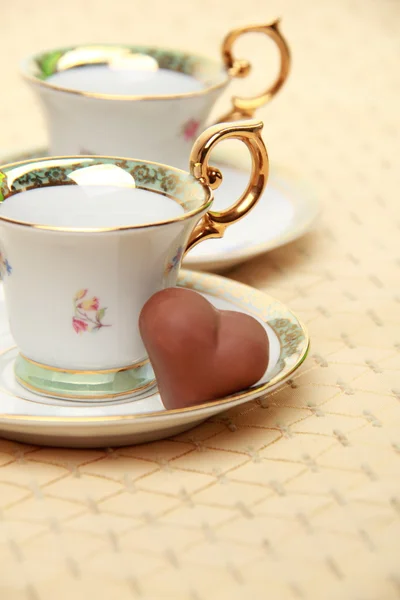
[
  {"xmin": 0, "ymin": 271, "xmax": 308, "ymax": 448},
  {"xmin": 0, "ymin": 146, "xmax": 320, "ymax": 272}
]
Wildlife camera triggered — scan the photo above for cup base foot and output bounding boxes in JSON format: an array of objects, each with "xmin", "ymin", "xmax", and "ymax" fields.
[{"xmin": 14, "ymin": 354, "xmax": 156, "ymax": 402}]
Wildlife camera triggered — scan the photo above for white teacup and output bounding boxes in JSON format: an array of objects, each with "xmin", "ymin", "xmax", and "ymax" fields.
[
  {"xmin": 21, "ymin": 21, "xmax": 290, "ymax": 168},
  {"xmin": 0, "ymin": 120, "xmax": 268, "ymax": 401}
]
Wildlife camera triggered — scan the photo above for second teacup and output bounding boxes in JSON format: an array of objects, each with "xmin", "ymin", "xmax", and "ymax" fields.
[
  {"xmin": 0, "ymin": 120, "xmax": 268, "ymax": 401},
  {"xmin": 21, "ymin": 21, "xmax": 290, "ymax": 168}
]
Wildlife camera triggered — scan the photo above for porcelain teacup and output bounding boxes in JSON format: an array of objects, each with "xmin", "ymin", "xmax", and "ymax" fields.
[
  {"xmin": 0, "ymin": 120, "xmax": 268, "ymax": 401},
  {"xmin": 21, "ymin": 21, "xmax": 290, "ymax": 168}
]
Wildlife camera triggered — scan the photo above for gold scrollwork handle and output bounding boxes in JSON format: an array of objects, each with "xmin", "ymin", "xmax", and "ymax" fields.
[
  {"xmin": 217, "ymin": 19, "xmax": 291, "ymax": 122},
  {"xmin": 185, "ymin": 120, "xmax": 269, "ymax": 253}
]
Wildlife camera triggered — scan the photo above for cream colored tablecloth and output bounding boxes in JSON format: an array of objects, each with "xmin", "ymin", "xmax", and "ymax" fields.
[{"xmin": 0, "ymin": 0, "xmax": 399, "ymax": 598}]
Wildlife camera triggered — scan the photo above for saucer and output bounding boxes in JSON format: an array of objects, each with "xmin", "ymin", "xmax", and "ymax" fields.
[
  {"xmin": 0, "ymin": 146, "xmax": 320, "ymax": 272},
  {"xmin": 0, "ymin": 270, "xmax": 308, "ymax": 448}
]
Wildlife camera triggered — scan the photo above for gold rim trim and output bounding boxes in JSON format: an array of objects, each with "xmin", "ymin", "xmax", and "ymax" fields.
[
  {"xmin": 21, "ymin": 45, "xmax": 230, "ymax": 102},
  {"xmin": 15, "ymin": 374, "xmax": 156, "ymax": 400},
  {"xmin": 0, "ymin": 271, "xmax": 310, "ymax": 424},
  {"xmin": 19, "ymin": 353, "xmax": 150, "ymax": 374},
  {"xmin": 0, "ymin": 154, "xmax": 213, "ymax": 233}
]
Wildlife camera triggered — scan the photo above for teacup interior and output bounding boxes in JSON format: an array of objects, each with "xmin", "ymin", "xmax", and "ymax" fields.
[
  {"xmin": 24, "ymin": 45, "xmax": 228, "ymax": 97},
  {"xmin": 0, "ymin": 157, "xmax": 210, "ymax": 229},
  {"xmin": 0, "ymin": 186, "xmax": 185, "ymax": 228},
  {"xmin": 46, "ymin": 65, "xmax": 205, "ymax": 96}
]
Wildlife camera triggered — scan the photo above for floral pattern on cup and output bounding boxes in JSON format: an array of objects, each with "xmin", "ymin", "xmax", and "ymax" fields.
[
  {"xmin": 0, "ymin": 172, "xmax": 6, "ymax": 203},
  {"xmin": 72, "ymin": 289, "xmax": 110, "ymax": 334},
  {"xmin": 0, "ymin": 252, "xmax": 12, "ymax": 279},
  {"xmin": 182, "ymin": 118, "xmax": 201, "ymax": 142},
  {"xmin": 166, "ymin": 246, "xmax": 184, "ymax": 275}
]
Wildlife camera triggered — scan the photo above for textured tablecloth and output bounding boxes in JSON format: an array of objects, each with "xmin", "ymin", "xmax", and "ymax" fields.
[{"xmin": 0, "ymin": 0, "xmax": 399, "ymax": 598}]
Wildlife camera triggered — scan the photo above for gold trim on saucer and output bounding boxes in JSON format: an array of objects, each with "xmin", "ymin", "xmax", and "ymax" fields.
[
  {"xmin": 0, "ymin": 270, "xmax": 310, "ymax": 425},
  {"xmin": 15, "ymin": 373, "xmax": 156, "ymax": 400},
  {"xmin": 11, "ymin": 339, "xmax": 308, "ymax": 417},
  {"xmin": 19, "ymin": 353, "xmax": 150, "ymax": 374}
]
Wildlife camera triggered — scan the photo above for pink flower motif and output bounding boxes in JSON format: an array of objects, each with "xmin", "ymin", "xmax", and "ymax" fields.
[
  {"xmin": 73, "ymin": 317, "xmax": 88, "ymax": 334},
  {"xmin": 78, "ymin": 297, "xmax": 100, "ymax": 311},
  {"xmin": 72, "ymin": 289, "xmax": 111, "ymax": 333},
  {"xmin": 182, "ymin": 119, "xmax": 200, "ymax": 142}
]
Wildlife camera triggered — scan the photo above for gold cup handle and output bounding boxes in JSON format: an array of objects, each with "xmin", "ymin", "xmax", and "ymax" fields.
[
  {"xmin": 217, "ymin": 19, "xmax": 291, "ymax": 122},
  {"xmin": 185, "ymin": 120, "xmax": 269, "ymax": 253}
]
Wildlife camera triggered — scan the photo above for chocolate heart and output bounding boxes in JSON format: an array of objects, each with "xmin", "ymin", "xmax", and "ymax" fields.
[{"xmin": 139, "ymin": 288, "xmax": 269, "ymax": 409}]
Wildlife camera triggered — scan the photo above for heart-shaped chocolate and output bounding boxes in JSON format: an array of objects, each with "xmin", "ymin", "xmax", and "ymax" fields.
[{"xmin": 139, "ymin": 288, "xmax": 269, "ymax": 409}]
